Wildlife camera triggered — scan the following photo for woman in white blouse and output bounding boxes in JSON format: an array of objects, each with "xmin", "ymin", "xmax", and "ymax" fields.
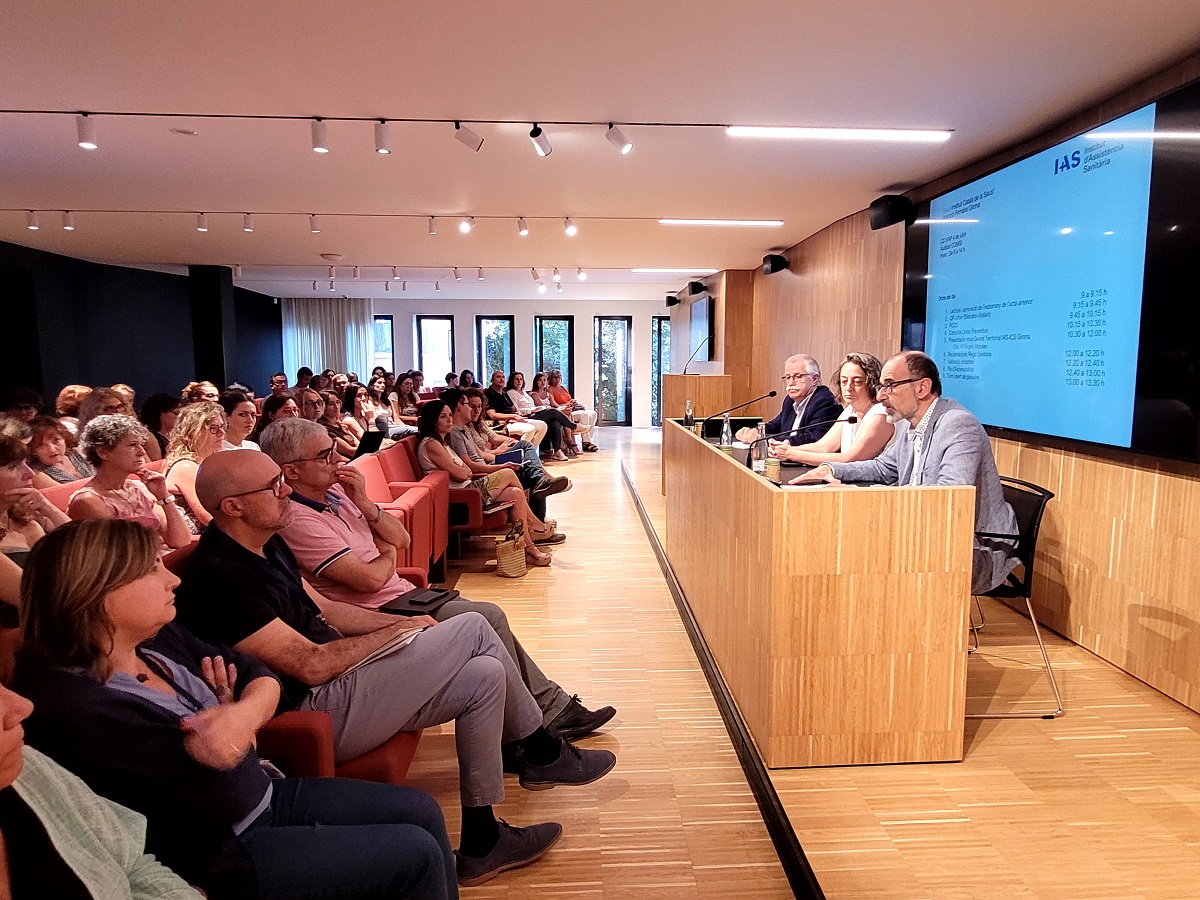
[
  {"xmin": 505, "ymin": 372, "xmax": 577, "ymax": 461},
  {"xmin": 775, "ymin": 352, "xmax": 895, "ymax": 471}
]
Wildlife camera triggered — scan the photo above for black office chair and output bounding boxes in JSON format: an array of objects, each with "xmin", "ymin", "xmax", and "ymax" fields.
[{"xmin": 967, "ymin": 476, "xmax": 1064, "ymax": 720}]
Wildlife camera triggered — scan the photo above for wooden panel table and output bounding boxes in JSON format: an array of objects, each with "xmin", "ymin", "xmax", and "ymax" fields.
[{"xmin": 662, "ymin": 420, "xmax": 976, "ymax": 768}]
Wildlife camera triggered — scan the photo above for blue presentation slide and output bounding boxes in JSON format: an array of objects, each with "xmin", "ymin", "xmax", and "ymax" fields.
[{"xmin": 925, "ymin": 104, "xmax": 1156, "ymax": 447}]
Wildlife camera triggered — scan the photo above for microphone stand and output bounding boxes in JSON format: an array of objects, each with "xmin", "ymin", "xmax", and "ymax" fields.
[
  {"xmin": 742, "ymin": 414, "xmax": 851, "ymax": 472},
  {"xmin": 681, "ymin": 335, "xmax": 711, "ymax": 375},
  {"xmin": 699, "ymin": 390, "xmax": 778, "ymax": 437}
]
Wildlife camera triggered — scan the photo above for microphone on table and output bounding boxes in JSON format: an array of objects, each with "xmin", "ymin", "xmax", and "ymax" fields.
[
  {"xmin": 742, "ymin": 414, "xmax": 851, "ymax": 471},
  {"xmin": 681, "ymin": 335, "xmax": 711, "ymax": 375},
  {"xmin": 699, "ymin": 391, "xmax": 778, "ymax": 435}
]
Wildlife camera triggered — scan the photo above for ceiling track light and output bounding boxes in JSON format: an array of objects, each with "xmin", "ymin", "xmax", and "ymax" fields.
[
  {"xmin": 25, "ymin": 210, "xmax": 39, "ymax": 231},
  {"xmin": 309, "ymin": 214, "xmax": 320, "ymax": 233},
  {"xmin": 556, "ymin": 282, "xmax": 564, "ymax": 293},
  {"xmin": 606, "ymin": 122, "xmax": 633, "ymax": 155},
  {"xmin": 537, "ymin": 281, "xmax": 547, "ymax": 293},
  {"xmin": 577, "ymin": 267, "xmax": 586, "ymax": 281},
  {"xmin": 459, "ymin": 216, "xmax": 474, "ymax": 234},
  {"xmin": 564, "ymin": 217, "xmax": 577, "ymax": 236},
  {"xmin": 233, "ymin": 264, "xmax": 243, "ymax": 278},
  {"xmin": 242, "ymin": 213, "xmax": 254, "ymax": 233},
  {"xmin": 392, "ymin": 266, "xmax": 400, "ymax": 280},
  {"xmin": 530, "ymin": 267, "xmax": 540, "ymax": 282},
  {"xmin": 384, "ymin": 281, "xmax": 390, "ymax": 292},
  {"xmin": 453, "ymin": 267, "xmax": 462, "ymax": 281},
  {"xmin": 76, "ymin": 113, "xmax": 97, "ymax": 150},
  {"xmin": 374, "ymin": 119, "xmax": 391, "ymax": 154},
  {"xmin": 312, "ymin": 281, "xmax": 318, "ymax": 291},
  {"xmin": 428, "ymin": 217, "xmax": 437, "ymax": 235},
  {"xmin": 435, "ymin": 281, "xmax": 441, "ymax": 292},
  {"xmin": 529, "ymin": 123, "xmax": 552, "ymax": 157},
  {"xmin": 518, "ymin": 217, "xmax": 529, "ymax": 237},
  {"xmin": 311, "ymin": 118, "xmax": 329, "ymax": 153},
  {"xmin": 328, "ymin": 266, "xmax": 336, "ymax": 279},
  {"xmin": 62, "ymin": 211, "xmax": 75, "ymax": 231},
  {"xmin": 329, "ymin": 280, "xmax": 336, "ymax": 292},
  {"xmin": 401, "ymin": 281, "xmax": 406, "ymax": 291},
  {"xmin": 197, "ymin": 212, "xmax": 209, "ymax": 232},
  {"xmin": 454, "ymin": 121, "xmax": 484, "ymax": 152},
  {"xmin": 353, "ymin": 266, "xmax": 360, "ymax": 279},
  {"xmin": 552, "ymin": 267, "xmax": 561, "ymax": 282},
  {"xmin": 477, "ymin": 267, "xmax": 484, "ymax": 281}
]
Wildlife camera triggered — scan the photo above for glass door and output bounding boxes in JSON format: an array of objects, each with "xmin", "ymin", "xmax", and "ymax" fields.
[
  {"xmin": 651, "ymin": 315, "xmax": 671, "ymax": 426},
  {"xmin": 594, "ymin": 316, "xmax": 632, "ymax": 426}
]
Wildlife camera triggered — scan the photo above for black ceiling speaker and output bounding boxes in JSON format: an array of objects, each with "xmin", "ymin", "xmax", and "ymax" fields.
[
  {"xmin": 869, "ymin": 194, "xmax": 917, "ymax": 230},
  {"xmin": 686, "ymin": 280, "xmax": 706, "ymax": 295},
  {"xmin": 666, "ymin": 293, "xmax": 681, "ymax": 307},
  {"xmin": 762, "ymin": 254, "xmax": 789, "ymax": 275}
]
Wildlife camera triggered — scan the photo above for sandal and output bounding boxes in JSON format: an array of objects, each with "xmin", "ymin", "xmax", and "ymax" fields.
[
  {"xmin": 582, "ymin": 442, "xmax": 598, "ymax": 452},
  {"xmin": 525, "ymin": 548, "xmax": 552, "ymax": 567}
]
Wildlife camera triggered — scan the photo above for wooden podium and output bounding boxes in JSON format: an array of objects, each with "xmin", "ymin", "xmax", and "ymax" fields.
[
  {"xmin": 662, "ymin": 420, "xmax": 975, "ymax": 768},
  {"xmin": 662, "ymin": 373, "xmax": 732, "ymax": 420}
]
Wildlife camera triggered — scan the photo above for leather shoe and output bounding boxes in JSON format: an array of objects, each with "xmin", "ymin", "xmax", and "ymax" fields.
[
  {"xmin": 533, "ymin": 531, "xmax": 566, "ymax": 546},
  {"xmin": 519, "ymin": 741, "xmax": 616, "ymax": 790},
  {"xmin": 456, "ymin": 819, "xmax": 562, "ymax": 886},
  {"xmin": 547, "ymin": 696, "xmax": 616, "ymax": 741}
]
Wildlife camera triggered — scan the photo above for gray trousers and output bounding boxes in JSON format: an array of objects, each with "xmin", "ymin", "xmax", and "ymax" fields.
[
  {"xmin": 299, "ymin": 612, "xmax": 544, "ymax": 807},
  {"xmin": 432, "ymin": 598, "xmax": 571, "ymax": 727}
]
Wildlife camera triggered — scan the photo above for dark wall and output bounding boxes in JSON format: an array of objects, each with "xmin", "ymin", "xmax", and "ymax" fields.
[
  {"xmin": 231, "ymin": 286, "xmax": 284, "ymax": 394},
  {"xmin": 0, "ymin": 240, "xmax": 281, "ymax": 407}
]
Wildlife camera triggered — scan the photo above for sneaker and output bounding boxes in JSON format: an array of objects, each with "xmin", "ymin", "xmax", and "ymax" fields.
[
  {"xmin": 531, "ymin": 475, "xmax": 571, "ymax": 502},
  {"xmin": 546, "ymin": 696, "xmax": 617, "ymax": 741},
  {"xmin": 519, "ymin": 741, "xmax": 616, "ymax": 791},
  {"xmin": 456, "ymin": 819, "xmax": 562, "ymax": 886},
  {"xmin": 533, "ymin": 531, "xmax": 566, "ymax": 546}
]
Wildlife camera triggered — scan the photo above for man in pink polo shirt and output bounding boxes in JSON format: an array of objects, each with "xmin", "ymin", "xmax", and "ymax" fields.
[{"xmin": 259, "ymin": 416, "xmax": 615, "ymax": 743}]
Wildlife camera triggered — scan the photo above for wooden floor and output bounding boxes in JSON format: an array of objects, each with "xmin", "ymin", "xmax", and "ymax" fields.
[
  {"xmin": 403, "ymin": 428, "xmax": 794, "ymax": 898},
  {"xmin": 628, "ymin": 428, "xmax": 1200, "ymax": 900}
]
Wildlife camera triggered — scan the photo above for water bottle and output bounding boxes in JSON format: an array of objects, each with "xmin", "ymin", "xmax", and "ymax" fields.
[
  {"xmin": 752, "ymin": 422, "xmax": 767, "ymax": 473},
  {"xmin": 720, "ymin": 413, "xmax": 733, "ymax": 447},
  {"xmin": 683, "ymin": 399, "xmax": 695, "ymax": 428}
]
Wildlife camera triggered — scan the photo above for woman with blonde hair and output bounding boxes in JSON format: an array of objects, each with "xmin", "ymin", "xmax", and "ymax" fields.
[
  {"xmin": 777, "ymin": 351, "xmax": 895, "ymax": 473},
  {"xmin": 180, "ymin": 381, "xmax": 219, "ymax": 404},
  {"xmin": 68, "ymin": 416, "xmax": 191, "ymax": 552},
  {"xmin": 163, "ymin": 402, "xmax": 227, "ymax": 533}
]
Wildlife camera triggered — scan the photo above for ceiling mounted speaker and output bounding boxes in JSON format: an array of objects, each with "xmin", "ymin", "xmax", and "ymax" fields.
[
  {"xmin": 687, "ymin": 280, "xmax": 706, "ymax": 295},
  {"xmin": 666, "ymin": 293, "xmax": 681, "ymax": 307},
  {"xmin": 868, "ymin": 194, "xmax": 916, "ymax": 230},
  {"xmin": 762, "ymin": 254, "xmax": 789, "ymax": 275}
]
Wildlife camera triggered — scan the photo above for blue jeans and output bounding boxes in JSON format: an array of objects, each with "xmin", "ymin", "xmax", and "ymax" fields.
[
  {"xmin": 240, "ymin": 778, "xmax": 458, "ymax": 900},
  {"xmin": 514, "ymin": 440, "xmax": 548, "ymax": 519}
]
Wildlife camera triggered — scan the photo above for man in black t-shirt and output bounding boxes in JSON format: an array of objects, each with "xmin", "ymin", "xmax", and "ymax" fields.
[{"xmin": 174, "ymin": 449, "xmax": 616, "ymax": 886}]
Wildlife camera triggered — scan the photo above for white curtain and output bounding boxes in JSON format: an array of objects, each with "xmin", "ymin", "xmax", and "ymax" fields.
[{"xmin": 281, "ymin": 297, "xmax": 373, "ymax": 379}]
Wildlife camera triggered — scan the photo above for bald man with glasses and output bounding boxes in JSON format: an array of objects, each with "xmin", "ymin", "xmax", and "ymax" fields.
[
  {"xmin": 737, "ymin": 353, "xmax": 842, "ymax": 445},
  {"xmin": 792, "ymin": 351, "xmax": 1019, "ymax": 594}
]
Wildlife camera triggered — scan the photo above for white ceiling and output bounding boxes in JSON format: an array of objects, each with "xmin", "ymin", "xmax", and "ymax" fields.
[{"xmin": 2, "ymin": 1, "xmax": 1200, "ymax": 302}]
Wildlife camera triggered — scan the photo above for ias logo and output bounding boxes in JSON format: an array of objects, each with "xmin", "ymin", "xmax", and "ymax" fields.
[{"xmin": 1054, "ymin": 150, "xmax": 1081, "ymax": 175}]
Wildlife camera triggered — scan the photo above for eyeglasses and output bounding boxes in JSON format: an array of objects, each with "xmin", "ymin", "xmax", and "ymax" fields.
[
  {"xmin": 781, "ymin": 373, "xmax": 812, "ymax": 383},
  {"xmin": 876, "ymin": 377, "xmax": 922, "ymax": 395},
  {"xmin": 207, "ymin": 422, "xmax": 228, "ymax": 435},
  {"xmin": 223, "ymin": 472, "xmax": 287, "ymax": 500},
  {"xmin": 288, "ymin": 442, "xmax": 337, "ymax": 465}
]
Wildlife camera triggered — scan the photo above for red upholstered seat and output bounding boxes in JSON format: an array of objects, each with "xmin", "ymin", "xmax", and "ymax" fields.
[
  {"xmin": 40, "ymin": 477, "xmax": 90, "ymax": 514},
  {"xmin": 349, "ymin": 454, "xmax": 435, "ymax": 576}
]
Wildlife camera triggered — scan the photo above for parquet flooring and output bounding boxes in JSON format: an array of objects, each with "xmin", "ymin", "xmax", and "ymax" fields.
[{"xmin": 402, "ymin": 428, "xmax": 793, "ymax": 898}]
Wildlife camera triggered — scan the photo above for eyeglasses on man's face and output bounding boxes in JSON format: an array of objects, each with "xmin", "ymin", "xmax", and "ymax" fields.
[
  {"xmin": 223, "ymin": 472, "xmax": 287, "ymax": 500},
  {"xmin": 288, "ymin": 442, "xmax": 337, "ymax": 465},
  {"xmin": 781, "ymin": 373, "xmax": 812, "ymax": 383},
  {"xmin": 876, "ymin": 377, "xmax": 923, "ymax": 396}
]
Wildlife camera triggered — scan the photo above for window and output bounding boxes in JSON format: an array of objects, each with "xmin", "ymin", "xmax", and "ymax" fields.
[
  {"xmin": 594, "ymin": 316, "xmax": 633, "ymax": 426},
  {"xmin": 373, "ymin": 315, "xmax": 394, "ymax": 374},
  {"xmin": 415, "ymin": 315, "xmax": 455, "ymax": 385},
  {"xmin": 651, "ymin": 315, "xmax": 671, "ymax": 426},
  {"xmin": 535, "ymin": 316, "xmax": 574, "ymax": 394},
  {"xmin": 476, "ymin": 315, "xmax": 515, "ymax": 380}
]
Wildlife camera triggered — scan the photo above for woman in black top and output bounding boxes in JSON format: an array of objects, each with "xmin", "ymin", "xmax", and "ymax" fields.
[{"xmin": 14, "ymin": 519, "xmax": 457, "ymax": 900}]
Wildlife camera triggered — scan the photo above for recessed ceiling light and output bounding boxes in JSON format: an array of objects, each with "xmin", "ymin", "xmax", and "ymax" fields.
[
  {"xmin": 726, "ymin": 125, "xmax": 952, "ymax": 142},
  {"xmin": 658, "ymin": 219, "xmax": 782, "ymax": 227},
  {"xmin": 631, "ymin": 267, "xmax": 719, "ymax": 274}
]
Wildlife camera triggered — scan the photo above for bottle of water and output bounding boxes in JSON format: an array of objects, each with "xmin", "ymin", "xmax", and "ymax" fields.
[
  {"xmin": 720, "ymin": 413, "xmax": 733, "ymax": 447},
  {"xmin": 753, "ymin": 422, "xmax": 767, "ymax": 473},
  {"xmin": 683, "ymin": 399, "xmax": 695, "ymax": 428}
]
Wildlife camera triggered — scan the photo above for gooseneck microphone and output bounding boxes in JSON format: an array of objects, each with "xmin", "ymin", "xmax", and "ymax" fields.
[
  {"xmin": 681, "ymin": 335, "xmax": 712, "ymax": 375},
  {"xmin": 699, "ymin": 390, "xmax": 778, "ymax": 435}
]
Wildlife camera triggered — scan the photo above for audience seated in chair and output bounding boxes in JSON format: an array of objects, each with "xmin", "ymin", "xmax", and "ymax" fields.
[
  {"xmin": 13, "ymin": 518, "xmax": 458, "ymax": 899},
  {"xmin": 171, "ymin": 449, "xmax": 616, "ymax": 887},
  {"xmin": 546, "ymin": 369, "xmax": 598, "ymax": 452},
  {"xmin": 163, "ymin": 401, "xmax": 228, "ymax": 534},
  {"xmin": 138, "ymin": 393, "xmax": 183, "ymax": 461},
  {"xmin": 218, "ymin": 390, "xmax": 260, "ymax": 452},
  {"xmin": 0, "ymin": 436, "xmax": 70, "ymax": 563},
  {"xmin": 27, "ymin": 416, "xmax": 94, "ymax": 485},
  {"xmin": 250, "ymin": 393, "xmax": 298, "ymax": 444},
  {"xmin": 506, "ymin": 372, "xmax": 577, "ymax": 460},
  {"xmin": 54, "ymin": 384, "xmax": 92, "ymax": 436},
  {"xmin": 318, "ymin": 390, "xmax": 359, "ymax": 458},
  {"xmin": 483, "ymin": 371, "xmax": 547, "ymax": 448}
]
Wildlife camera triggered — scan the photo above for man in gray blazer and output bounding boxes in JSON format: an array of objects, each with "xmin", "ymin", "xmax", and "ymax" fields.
[{"xmin": 793, "ymin": 351, "xmax": 1018, "ymax": 594}]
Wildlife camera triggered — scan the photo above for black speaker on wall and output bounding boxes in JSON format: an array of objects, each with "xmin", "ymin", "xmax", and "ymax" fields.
[
  {"xmin": 686, "ymin": 280, "xmax": 707, "ymax": 295},
  {"xmin": 868, "ymin": 194, "xmax": 917, "ymax": 230},
  {"xmin": 762, "ymin": 254, "xmax": 789, "ymax": 275},
  {"xmin": 666, "ymin": 293, "xmax": 681, "ymax": 307}
]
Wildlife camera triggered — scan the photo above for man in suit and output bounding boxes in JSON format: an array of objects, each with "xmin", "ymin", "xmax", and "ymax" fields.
[
  {"xmin": 737, "ymin": 354, "xmax": 842, "ymax": 446},
  {"xmin": 793, "ymin": 351, "xmax": 1018, "ymax": 594}
]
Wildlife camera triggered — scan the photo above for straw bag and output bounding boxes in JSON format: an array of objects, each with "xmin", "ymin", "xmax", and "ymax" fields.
[{"xmin": 495, "ymin": 520, "xmax": 527, "ymax": 578}]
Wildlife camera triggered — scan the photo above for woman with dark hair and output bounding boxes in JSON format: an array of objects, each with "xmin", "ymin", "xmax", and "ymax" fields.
[
  {"xmin": 68, "ymin": 416, "xmax": 192, "ymax": 552},
  {"xmin": 13, "ymin": 518, "xmax": 457, "ymax": 900},
  {"xmin": 339, "ymin": 383, "xmax": 372, "ymax": 442},
  {"xmin": 218, "ymin": 391, "xmax": 259, "ymax": 451},
  {"xmin": 27, "ymin": 416, "xmax": 94, "ymax": 484},
  {"xmin": 458, "ymin": 370, "xmax": 475, "ymax": 389},
  {"xmin": 250, "ymin": 392, "xmax": 299, "ymax": 443},
  {"xmin": 415, "ymin": 400, "xmax": 553, "ymax": 568},
  {"xmin": 0, "ymin": 436, "xmax": 70, "ymax": 565},
  {"xmin": 391, "ymin": 374, "xmax": 421, "ymax": 427},
  {"xmin": 318, "ymin": 391, "xmax": 359, "ymax": 458},
  {"xmin": 505, "ymin": 372, "xmax": 576, "ymax": 461},
  {"xmin": 409, "ymin": 371, "xmax": 425, "ymax": 394},
  {"xmin": 139, "ymin": 393, "xmax": 183, "ymax": 461}
]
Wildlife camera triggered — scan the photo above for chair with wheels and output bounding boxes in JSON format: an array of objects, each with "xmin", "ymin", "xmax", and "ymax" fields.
[{"xmin": 967, "ymin": 476, "xmax": 1063, "ymax": 720}]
